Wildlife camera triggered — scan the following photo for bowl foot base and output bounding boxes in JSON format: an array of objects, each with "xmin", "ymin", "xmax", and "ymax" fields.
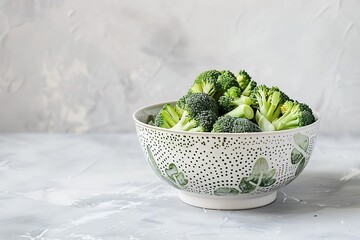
[{"xmin": 178, "ymin": 191, "xmax": 277, "ymax": 210}]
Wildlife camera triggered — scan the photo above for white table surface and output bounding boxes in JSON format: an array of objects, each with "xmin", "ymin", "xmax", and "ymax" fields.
[{"xmin": 0, "ymin": 134, "xmax": 359, "ymax": 240}]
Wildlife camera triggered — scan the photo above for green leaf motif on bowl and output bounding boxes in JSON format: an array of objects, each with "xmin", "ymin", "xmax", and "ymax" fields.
[
  {"xmin": 291, "ymin": 133, "xmax": 309, "ymax": 176},
  {"xmin": 293, "ymin": 133, "xmax": 309, "ymax": 152},
  {"xmin": 165, "ymin": 163, "xmax": 189, "ymax": 189},
  {"xmin": 295, "ymin": 158, "xmax": 306, "ymax": 176},
  {"xmin": 213, "ymin": 157, "xmax": 277, "ymax": 195},
  {"xmin": 238, "ymin": 157, "xmax": 277, "ymax": 193},
  {"xmin": 146, "ymin": 145, "xmax": 163, "ymax": 177},
  {"xmin": 165, "ymin": 163, "xmax": 178, "ymax": 178},
  {"xmin": 291, "ymin": 148, "xmax": 305, "ymax": 164},
  {"xmin": 239, "ymin": 177, "xmax": 257, "ymax": 193},
  {"xmin": 146, "ymin": 145, "xmax": 188, "ymax": 189},
  {"xmin": 214, "ymin": 187, "xmax": 240, "ymax": 196}
]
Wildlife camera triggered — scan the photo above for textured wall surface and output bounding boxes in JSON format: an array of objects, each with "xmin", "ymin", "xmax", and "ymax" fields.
[{"xmin": 0, "ymin": 0, "xmax": 360, "ymax": 133}]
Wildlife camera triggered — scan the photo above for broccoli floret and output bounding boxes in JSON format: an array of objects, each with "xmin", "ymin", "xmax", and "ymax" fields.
[
  {"xmin": 242, "ymin": 80, "xmax": 257, "ymax": 97},
  {"xmin": 170, "ymin": 93, "xmax": 218, "ymax": 132},
  {"xmin": 225, "ymin": 104, "xmax": 254, "ymax": 120},
  {"xmin": 212, "ymin": 70, "xmax": 239, "ymax": 100},
  {"xmin": 196, "ymin": 110, "xmax": 218, "ymax": 131},
  {"xmin": 250, "ymin": 85, "xmax": 289, "ymax": 123},
  {"xmin": 255, "ymin": 110, "xmax": 275, "ymax": 132},
  {"xmin": 232, "ymin": 118, "xmax": 262, "ymax": 133},
  {"xmin": 185, "ymin": 92, "xmax": 218, "ymax": 116},
  {"xmin": 223, "ymin": 85, "xmax": 242, "ymax": 99},
  {"xmin": 172, "ymin": 110, "xmax": 217, "ymax": 132},
  {"xmin": 188, "ymin": 70, "xmax": 221, "ymax": 97},
  {"xmin": 176, "ymin": 95, "xmax": 187, "ymax": 109},
  {"xmin": 212, "ymin": 115, "xmax": 235, "ymax": 132},
  {"xmin": 250, "ymin": 85, "xmax": 269, "ymax": 109},
  {"xmin": 190, "ymin": 69, "xmax": 239, "ymax": 100},
  {"xmin": 212, "ymin": 116, "xmax": 261, "ymax": 133},
  {"xmin": 155, "ymin": 93, "xmax": 218, "ymax": 132},
  {"xmin": 217, "ymin": 70, "xmax": 239, "ymax": 92},
  {"xmin": 236, "ymin": 70, "xmax": 257, "ymax": 96},
  {"xmin": 218, "ymin": 86, "xmax": 254, "ymax": 119},
  {"xmin": 175, "ymin": 95, "xmax": 187, "ymax": 115},
  {"xmin": 272, "ymin": 101, "xmax": 315, "ymax": 130},
  {"xmin": 154, "ymin": 104, "xmax": 181, "ymax": 128},
  {"xmin": 218, "ymin": 86, "xmax": 240, "ymax": 112},
  {"xmin": 219, "ymin": 87, "xmax": 252, "ymax": 111},
  {"xmin": 236, "ymin": 70, "xmax": 251, "ymax": 90},
  {"xmin": 267, "ymin": 86, "xmax": 290, "ymax": 121}
]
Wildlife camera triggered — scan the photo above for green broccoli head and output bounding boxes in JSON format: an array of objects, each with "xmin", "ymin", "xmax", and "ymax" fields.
[
  {"xmin": 236, "ymin": 70, "xmax": 252, "ymax": 90},
  {"xmin": 154, "ymin": 104, "xmax": 181, "ymax": 128},
  {"xmin": 175, "ymin": 95, "xmax": 187, "ymax": 115},
  {"xmin": 217, "ymin": 70, "xmax": 239, "ymax": 93},
  {"xmin": 223, "ymin": 86, "xmax": 242, "ymax": 99},
  {"xmin": 189, "ymin": 70, "xmax": 221, "ymax": 97},
  {"xmin": 212, "ymin": 115, "xmax": 261, "ymax": 133},
  {"xmin": 176, "ymin": 95, "xmax": 186, "ymax": 109},
  {"xmin": 250, "ymin": 85, "xmax": 289, "ymax": 123},
  {"xmin": 171, "ymin": 109, "xmax": 217, "ymax": 132},
  {"xmin": 219, "ymin": 87, "xmax": 252, "ymax": 109},
  {"xmin": 185, "ymin": 92, "xmax": 218, "ymax": 116},
  {"xmin": 266, "ymin": 86, "xmax": 290, "ymax": 122},
  {"xmin": 212, "ymin": 115, "xmax": 235, "ymax": 133},
  {"xmin": 155, "ymin": 68, "xmax": 314, "ymax": 133},
  {"xmin": 218, "ymin": 86, "xmax": 254, "ymax": 119},
  {"xmin": 195, "ymin": 110, "xmax": 218, "ymax": 132},
  {"xmin": 218, "ymin": 86, "xmax": 242, "ymax": 112},
  {"xmin": 232, "ymin": 118, "xmax": 262, "ymax": 133},
  {"xmin": 218, "ymin": 97, "xmax": 234, "ymax": 113},
  {"xmin": 272, "ymin": 100, "xmax": 315, "ymax": 130},
  {"xmin": 236, "ymin": 70, "xmax": 257, "ymax": 96},
  {"xmin": 170, "ymin": 93, "xmax": 219, "ymax": 132},
  {"xmin": 250, "ymin": 85, "xmax": 269, "ymax": 109},
  {"xmin": 193, "ymin": 69, "xmax": 239, "ymax": 101}
]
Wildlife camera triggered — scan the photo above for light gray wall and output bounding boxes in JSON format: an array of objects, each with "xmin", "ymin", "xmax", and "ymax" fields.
[{"xmin": 0, "ymin": 0, "xmax": 360, "ymax": 134}]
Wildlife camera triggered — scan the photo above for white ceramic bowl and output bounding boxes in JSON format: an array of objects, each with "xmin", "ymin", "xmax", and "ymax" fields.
[{"xmin": 133, "ymin": 101, "xmax": 320, "ymax": 210}]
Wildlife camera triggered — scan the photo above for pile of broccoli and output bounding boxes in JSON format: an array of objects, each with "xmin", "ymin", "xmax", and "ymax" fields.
[{"xmin": 151, "ymin": 69, "xmax": 315, "ymax": 133}]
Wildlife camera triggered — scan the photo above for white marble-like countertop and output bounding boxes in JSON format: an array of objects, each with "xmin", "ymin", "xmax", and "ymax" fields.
[{"xmin": 0, "ymin": 134, "xmax": 359, "ymax": 239}]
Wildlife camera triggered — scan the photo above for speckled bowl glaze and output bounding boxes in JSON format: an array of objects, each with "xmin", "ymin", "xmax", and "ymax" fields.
[{"xmin": 133, "ymin": 102, "xmax": 320, "ymax": 210}]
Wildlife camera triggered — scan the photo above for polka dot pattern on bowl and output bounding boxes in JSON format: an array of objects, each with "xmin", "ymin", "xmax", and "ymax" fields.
[{"xmin": 136, "ymin": 124, "xmax": 319, "ymax": 196}]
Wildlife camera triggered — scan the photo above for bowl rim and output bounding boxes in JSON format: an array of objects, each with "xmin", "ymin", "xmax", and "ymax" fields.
[{"xmin": 133, "ymin": 101, "xmax": 320, "ymax": 136}]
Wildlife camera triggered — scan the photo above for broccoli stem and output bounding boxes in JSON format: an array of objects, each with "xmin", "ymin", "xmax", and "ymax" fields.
[
  {"xmin": 242, "ymin": 84, "xmax": 252, "ymax": 96},
  {"xmin": 232, "ymin": 96, "xmax": 252, "ymax": 106},
  {"xmin": 167, "ymin": 105, "xmax": 180, "ymax": 122},
  {"xmin": 266, "ymin": 91, "xmax": 281, "ymax": 122},
  {"xmin": 225, "ymin": 104, "xmax": 254, "ymax": 120},
  {"xmin": 203, "ymin": 83, "xmax": 215, "ymax": 96},
  {"xmin": 272, "ymin": 104, "xmax": 301, "ymax": 130},
  {"xmin": 182, "ymin": 120, "xmax": 197, "ymax": 131},
  {"xmin": 171, "ymin": 111, "xmax": 197, "ymax": 131},
  {"xmin": 258, "ymin": 91, "xmax": 268, "ymax": 114},
  {"xmin": 189, "ymin": 84, "xmax": 202, "ymax": 93},
  {"xmin": 161, "ymin": 121, "xmax": 171, "ymax": 129},
  {"xmin": 162, "ymin": 110, "xmax": 178, "ymax": 127},
  {"xmin": 188, "ymin": 126, "xmax": 203, "ymax": 132},
  {"xmin": 273, "ymin": 114, "xmax": 298, "ymax": 130},
  {"xmin": 255, "ymin": 111, "xmax": 275, "ymax": 132}
]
